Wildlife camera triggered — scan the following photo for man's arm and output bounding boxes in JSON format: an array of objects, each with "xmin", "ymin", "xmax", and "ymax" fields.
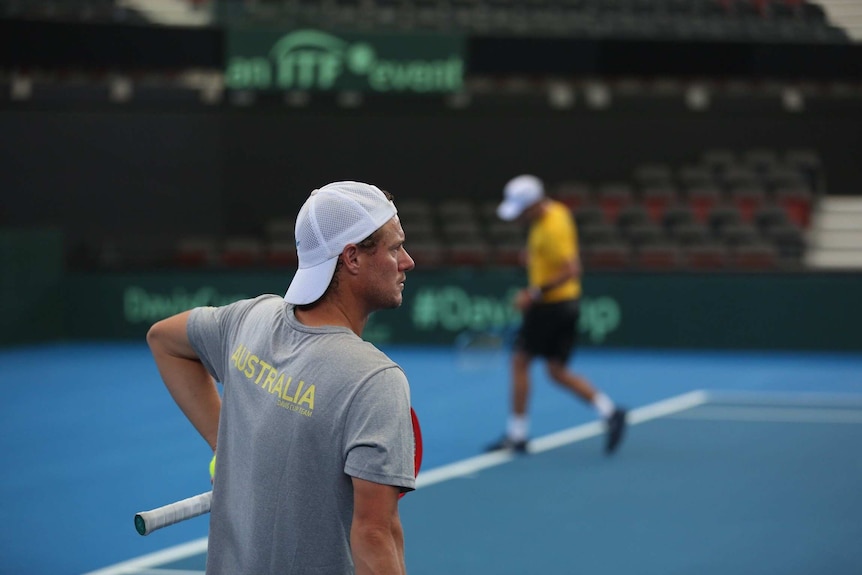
[
  {"xmin": 539, "ymin": 256, "xmax": 581, "ymax": 292},
  {"xmin": 516, "ymin": 257, "xmax": 582, "ymax": 310},
  {"xmin": 147, "ymin": 311, "xmax": 221, "ymax": 451},
  {"xmin": 351, "ymin": 477, "xmax": 406, "ymax": 575}
]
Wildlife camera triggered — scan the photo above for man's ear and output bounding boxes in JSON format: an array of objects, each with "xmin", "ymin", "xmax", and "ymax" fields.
[{"xmin": 341, "ymin": 244, "xmax": 361, "ymax": 275}]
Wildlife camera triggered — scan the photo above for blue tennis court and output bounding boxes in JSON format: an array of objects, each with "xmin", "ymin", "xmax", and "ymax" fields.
[{"xmin": 2, "ymin": 344, "xmax": 861, "ymax": 574}]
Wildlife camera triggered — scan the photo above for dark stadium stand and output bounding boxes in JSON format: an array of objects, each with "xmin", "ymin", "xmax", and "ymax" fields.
[
  {"xmin": 0, "ymin": 0, "xmax": 851, "ymax": 43},
  {"xmin": 1, "ymin": 1, "xmax": 859, "ymax": 273},
  {"xmin": 231, "ymin": 146, "xmax": 819, "ymax": 273}
]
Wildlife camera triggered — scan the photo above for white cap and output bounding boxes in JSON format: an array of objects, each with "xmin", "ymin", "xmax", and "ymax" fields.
[
  {"xmin": 497, "ymin": 174, "xmax": 545, "ymax": 221},
  {"xmin": 284, "ymin": 181, "xmax": 397, "ymax": 305}
]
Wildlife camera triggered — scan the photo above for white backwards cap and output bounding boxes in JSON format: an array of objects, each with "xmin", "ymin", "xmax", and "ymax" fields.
[
  {"xmin": 497, "ymin": 174, "xmax": 545, "ymax": 221},
  {"xmin": 284, "ymin": 181, "xmax": 397, "ymax": 305}
]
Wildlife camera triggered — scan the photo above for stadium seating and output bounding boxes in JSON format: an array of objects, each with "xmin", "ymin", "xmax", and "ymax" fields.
[
  {"xmin": 174, "ymin": 235, "xmax": 219, "ymax": 267},
  {"xmin": 220, "ymin": 236, "xmax": 264, "ymax": 267},
  {"xmin": 228, "ymin": 146, "xmax": 821, "ymax": 272},
  {"xmin": 634, "ymin": 241, "xmax": 684, "ymax": 271},
  {"xmin": 7, "ymin": 0, "xmax": 848, "ymax": 44},
  {"xmin": 582, "ymin": 240, "xmax": 632, "ymax": 270},
  {"xmin": 266, "ymin": 239, "xmax": 299, "ymax": 267}
]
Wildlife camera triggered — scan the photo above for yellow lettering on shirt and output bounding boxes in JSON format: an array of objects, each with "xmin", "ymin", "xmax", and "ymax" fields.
[
  {"xmin": 280, "ymin": 376, "xmax": 293, "ymax": 400},
  {"xmin": 255, "ymin": 360, "xmax": 272, "ymax": 384},
  {"xmin": 229, "ymin": 343, "xmax": 315, "ymax": 416},
  {"xmin": 230, "ymin": 344, "xmax": 244, "ymax": 366},
  {"xmin": 235, "ymin": 346, "xmax": 250, "ymax": 370},
  {"xmin": 245, "ymin": 355, "xmax": 259, "ymax": 379},
  {"xmin": 262, "ymin": 368, "xmax": 278, "ymax": 391},
  {"xmin": 298, "ymin": 385, "xmax": 315, "ymax": 410}
]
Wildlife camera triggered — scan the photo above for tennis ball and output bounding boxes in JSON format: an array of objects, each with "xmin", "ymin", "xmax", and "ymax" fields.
[{"xmin": 209, "ymin": 454, "xmax": 216, "ymax": 481}]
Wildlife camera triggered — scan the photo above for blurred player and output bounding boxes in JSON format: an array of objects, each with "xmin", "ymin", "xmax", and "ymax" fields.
[{"xmin": 486, "ymin": 174, "xmax": 627, "ymax": 455}]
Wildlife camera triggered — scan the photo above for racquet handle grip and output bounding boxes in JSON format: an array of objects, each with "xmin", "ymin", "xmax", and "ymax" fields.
[{"xmin": 134, "ymin": 491, "xmax": 213, "ymax": 536}]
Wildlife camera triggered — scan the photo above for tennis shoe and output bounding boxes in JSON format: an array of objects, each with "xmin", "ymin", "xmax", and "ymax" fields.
[
  {"xmin": 605, "ymin": 408, "xmax": 627, "ymax": 454},
  {"xmin": 485, "ymin": 436, "xmax": 528, "ymax": 454}
]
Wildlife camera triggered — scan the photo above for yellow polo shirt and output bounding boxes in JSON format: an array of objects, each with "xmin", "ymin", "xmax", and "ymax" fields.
[{"xmin": 527, "ymin": 200, "xmax": 581, "ymax": 302}]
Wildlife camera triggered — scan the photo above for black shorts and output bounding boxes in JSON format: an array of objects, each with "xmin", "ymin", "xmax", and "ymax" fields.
[{"xmin": 514, "ymin": 299, "xmax": 580, "ymax": 362}]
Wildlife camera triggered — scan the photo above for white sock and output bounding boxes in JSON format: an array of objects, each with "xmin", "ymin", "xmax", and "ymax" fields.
[
  {"xmin": 592, "ymin": 393, "xmax": 615, "ymax": 419},
  {"xmin": 507, "ymin": 414, "xmax": 529, "ymax": 441}
]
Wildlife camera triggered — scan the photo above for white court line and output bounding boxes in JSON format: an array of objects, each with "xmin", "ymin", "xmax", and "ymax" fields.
[
  {"xmin": 667, "ymin": 406, "xmax": 862, "ymax": 424},
  {"xmin": 127, "ymin": 570, "xmax": 204, "ymax": 575},
  {"xmin": 703, "ymin": 390, "xmax": 862, "ymax": 408},
  {"xmin": 81, "ymin": 539, "xmax": 208, "ymax": 575},
  {"xmin": 417, "ymin": 389, "xmax": 708, "ymax": 488},
  {"xmin": 84, "ymin": 389, "xmax": 709, "ymax": 575}
]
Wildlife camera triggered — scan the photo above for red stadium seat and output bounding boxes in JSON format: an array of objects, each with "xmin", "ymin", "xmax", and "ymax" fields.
[
  {"xmin": 221, "ymin": 237, "xmax": 263, "ymax": 267},
  {"xmin": 582, "ymin": 242, "xmax": 632, "ymax": 270},
  {"xmin": 774, "ymin": 186, "xmax": 813, "ymax": 227},
  {"xmin": 596, "ymin": 183, "xmax": 634, "ymax": 224},
  {"xmin": 266, "ymin": 240, "xmax": 299, "ymax": 268},
  {"xmin": 634, "ymin": 243, "xmax": 683, "ymax": 271},
  {"xmin": 686, "ymin": 185, "xmax": 722, "ymax": 223},
  {"xmin": 174, "ymin": 236, "xmax": 218, "ymax": 268}
]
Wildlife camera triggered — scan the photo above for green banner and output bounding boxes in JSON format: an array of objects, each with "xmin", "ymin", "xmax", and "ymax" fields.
[
  {"xmin": 0, "ymin": 228, "xmax": 64, "ymax": 345},
  {"xmin": 61, "ymin": 269, "xmax": 622, "ymax": 347},
  {"xmin": 225, "ymin": 28, "xmax": 464, "ymax": 93},
  {"xmin": 397, "ymin": 270, "xmax": 621, "ymax": 346},
  {"xmin": 58, "ymin": 269, "xmax": 862, "ymax": 351}
]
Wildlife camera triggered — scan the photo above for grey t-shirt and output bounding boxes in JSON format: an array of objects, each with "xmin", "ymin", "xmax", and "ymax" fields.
[{"xmin": 188, "ymin": 294, "xmax": 415, "ymax": 575}]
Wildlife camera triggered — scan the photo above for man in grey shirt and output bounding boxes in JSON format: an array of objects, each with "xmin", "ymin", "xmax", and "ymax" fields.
[{"xmin": 147, "ymin": 181, "xmax": 417, "ymax": 574}]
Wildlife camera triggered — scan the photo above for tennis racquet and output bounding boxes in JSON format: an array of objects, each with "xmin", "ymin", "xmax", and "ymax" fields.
[
  {"xmin": 134, "ymin": 490, "xmax": 212, "ymax": 536},
  {"xmin": 412, "ymin": 406, "xmax": 423, "ymax": 475},
  {"xmin": 135, "ymin": 407, "xmax": 424, "ymax": 535},
  {"xmin": 401, "ymin": 406, "xmax": 424, "ymax": 499}
]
